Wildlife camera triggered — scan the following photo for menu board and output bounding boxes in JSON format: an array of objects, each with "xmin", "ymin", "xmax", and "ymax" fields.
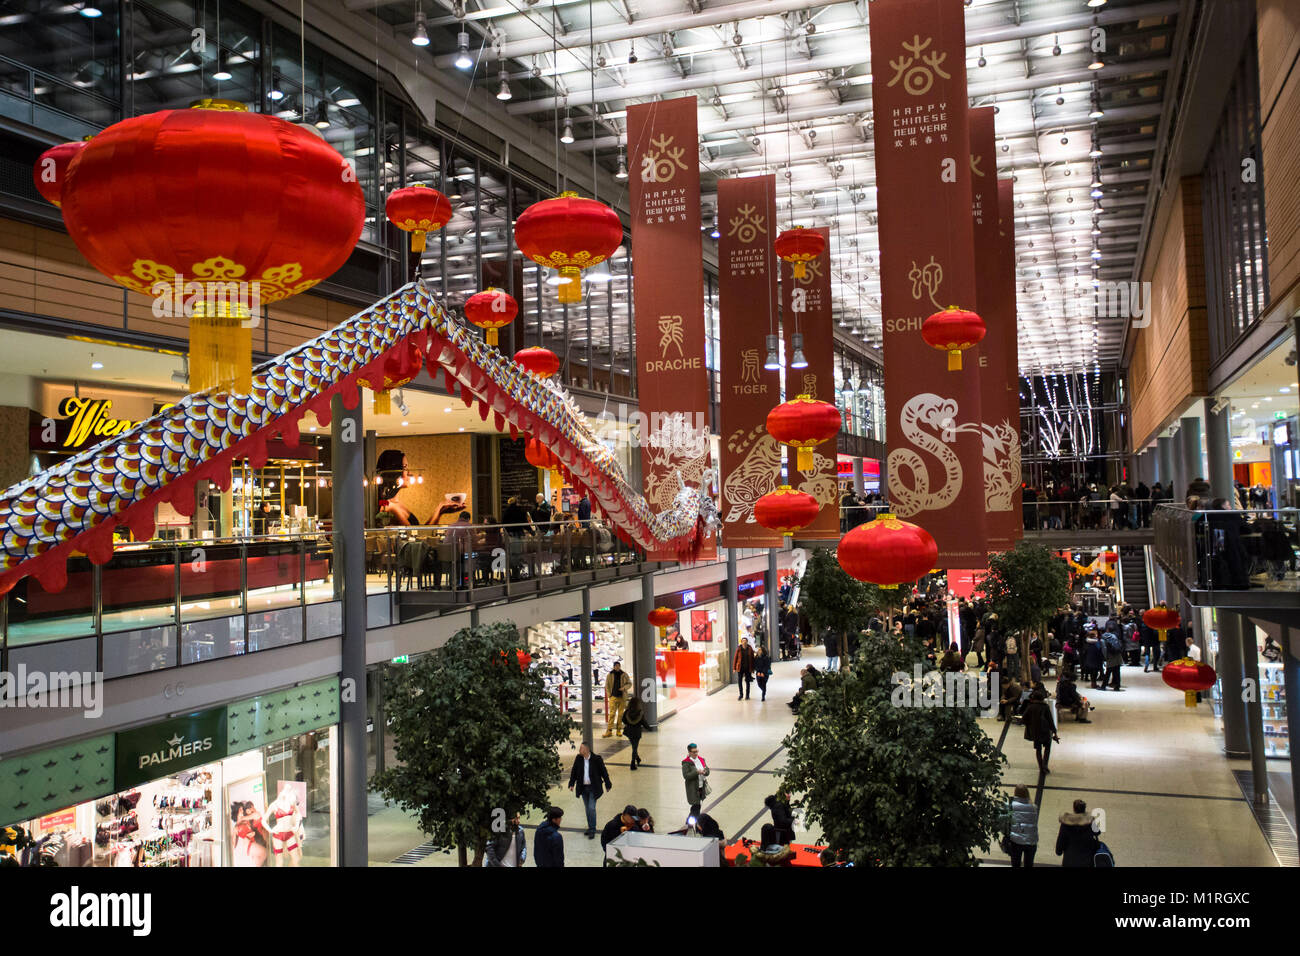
[{"xmin": 498, "ymin": 436, "xmax": 539, "ymax": 516}]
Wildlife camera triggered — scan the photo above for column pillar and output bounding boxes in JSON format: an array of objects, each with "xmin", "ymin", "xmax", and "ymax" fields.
[
  {"xmin": 1203, "ymin": 399, "xmax": 1234, "ymax": 503},
  {"xmin": 1282, "ymin": 622, "xmax": 1300, "ymax": 829},
  {"xmin": 852, "ymin": 458, "xmax": 865, "ymax": 496},
  {"xmin": 725, "ymin": 549, "xmax": 739, "ymax": 664},
  {"xmin": 331, "ymin": 394, "xmax": 368, "ymax": 867},
  {"xmin": 1214, "ymin": 609, "xmax": 1250, "ymax": 758},
  {"xmin": 635, "ymin": 571, "xmax": 658, "ymax": 727},
  {"xmin": 364, "ymin": 429, "xmax": 377, "ymax": 528},
  {"xmin": 1179, "ymin": 415, "xmax": 1204, "ymax": 500},
  {"xmin": 1235, "ymin": 612, "xmax": 1270, "ymax": 803},
  {"xmin": 1157, "ymin": 435, "xmax": 1175, "ymax": 493},
  {"xmin": 766, "ymin": 549, "xmax": 780, "ymax": 662},
  {"xmin": 580, "ymin": 586, "xmax": 594, "ymax": 745}
]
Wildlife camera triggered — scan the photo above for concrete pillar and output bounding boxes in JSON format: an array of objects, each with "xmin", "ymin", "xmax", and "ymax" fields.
[
  {"xmin": 1282, "ymin": 622, "xmax": 1300, "ymax": 828},
  {"xmin": 1214, "ymin": 609, "xmax": 1250, "ymax": 758},
  {"xmin": 766, "ymin": 549, "xmax": 780, "ymax": 665},
  {"xmin": 1234, "ymin": 612, "xmax": 1270, "ymax": 803},
  {"xmin": 725, "ymin": 549, "xmax": 739, "ymax": 665},
  {"xmin": 364, "ymin": 429, "xmax": 377, "ymax": 528},
  {"xmin": 331, "ymin": 394, "xmax": 368, "ymax": 866},
  {"xmin": 1179, "ymin": 415, "xmax": 1204, "ymax": 501},
  {"xmin": 1157, "ymin": 435, "xmax": 1175, "ymax": 493},
  {"xmin": 1271, "ymin": 442, "xmax": 1287, "ymax": 512},
  {"xmin": 852, "ymin": 457, "xmax": 865, "ymax": 496},
  {"xmin": 635, "ymin": 572, "xmax": 658, "ymax": 726},
  {"xmin": 1203, "ymin": 399, "xmax": 1235, "ymax": 503},
  {"xmin": 580, "ymin": 586, "xmax": 594, "ymax": 745}
]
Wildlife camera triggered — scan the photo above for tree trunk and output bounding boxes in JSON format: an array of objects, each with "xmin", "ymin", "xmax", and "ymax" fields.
[{"xmin": 458, "ymin": 844, "xmax": 468, "ymax": 867}]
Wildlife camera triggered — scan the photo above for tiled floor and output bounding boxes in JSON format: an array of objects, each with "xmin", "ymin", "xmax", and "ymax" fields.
[{"xmin": 367, "ymin": 647, "xmax": 1287, "ymax": 867}]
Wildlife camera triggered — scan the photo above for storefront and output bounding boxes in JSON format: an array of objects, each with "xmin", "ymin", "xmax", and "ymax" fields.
[
  {"xmin": 1202, "ymin": 609, "xmax": 1290, "ymax": 760},
  {"xmin": 525, "ymin": 620, "xmax": 636, "ymax": 719},
  {"xmin": 0, "ymin": 677, "xmax": 339, "ymax": 867}
]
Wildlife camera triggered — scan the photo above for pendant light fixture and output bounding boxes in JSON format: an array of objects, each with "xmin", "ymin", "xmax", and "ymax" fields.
[
  {"xmin": 455, "ymin": 30, "xmax": 473, "ymax": 69},
  {"xmin": 496, "ymin": 69, "xmax": 512, "ymax": 100},
  {"xmin": 412, "ymin": 3, "xmax": 431, "ymax": 46}
]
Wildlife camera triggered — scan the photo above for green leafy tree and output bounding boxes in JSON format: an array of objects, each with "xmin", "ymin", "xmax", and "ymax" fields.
[
  {"xmin": 779, "ymin": 630, "xmax": 1006, "ymax": 866},
  {"xmin": 796, "ymin": 547, "xmax": 889, "ymax": 643},
  {"xmin": 977, "ymin": 543, "xmax": 1072, "ymax": 680},
  {"xmin": 371, "ymin": 622, "xmax": 574, "ymax": 866}
]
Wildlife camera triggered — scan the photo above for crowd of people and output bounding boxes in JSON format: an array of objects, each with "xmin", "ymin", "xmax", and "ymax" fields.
[{"xmin": 1021, "ymin": 479, "xmax": 1167, "ymax": 531}]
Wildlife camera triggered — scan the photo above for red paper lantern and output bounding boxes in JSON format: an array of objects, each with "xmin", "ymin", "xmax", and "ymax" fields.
[
  {"xmin": 514, "ymin": 346, "xmax": 561, "ymax": 378},
  {"xmin": 32, "ymin": 140, "xmax": 87, "ymax": 208},
  {"xmin": 836, "ymin": 513, "xmax": 938, "ymax": 589},
  {"xmin": 385, "ymin": 183, "xmax": 452, "ymax": 253},
  {"xmin": 774, "ymin": 226, "xmax": 825, "ymax": 279},
  {"xmin": 1162, "ymin": 657, "xmax": 1216, "ymax": 707},
  {"xmin": 59, "ymin": 98, "xmax": 364, "ymax": 394},
  {"xmin": 766, "ymin": 394, "xmax": 842, "ymax": 471},
  {"xmin": 921, "ymin": 306, "xmax": 986, "ymax": 371},
  {"xmin": 1142, "ymin": 603, "xmax": 1180, "ymax": 641},
  {"xmin": 464, "ymin": 288, "xmax": 518, "ymax": 347},
  {"xmin": 525, "ymin": 437, "xmax": 563, "ymax": 488},
  {"xmin": 754, "ymin": 485, "xmax": 820, "ymax": 533},
  {"xmin": 514, "ymin": 191, "xmax": 623, "ymax": 304},
  {"xmin": 648, "ymin": 606, "xmax": 677, "ymax": 639}
]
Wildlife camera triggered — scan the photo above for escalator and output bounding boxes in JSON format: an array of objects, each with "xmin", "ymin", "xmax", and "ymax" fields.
[{"xmin": 1117, "ymin": 544, "xmax": 1151, "ymax": 610}]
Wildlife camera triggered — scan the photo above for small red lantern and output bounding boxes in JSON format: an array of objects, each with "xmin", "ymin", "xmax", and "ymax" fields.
[
  {"xmin": 32, "ymin": 140, "xmax": 87, "ymax": 208},
  {"xmin": 921, "ymin": 306, "xmax": 986, "ymax": 371},
  {"xmin": 497, "ymin": 649, "xmax": 533, "ymax": 672},
  {"xmin": 836, "ymin": 513, "xmax": 938, "ymax": 589},
  {"xmin": 774, "ymin": 226, "xmax": 825, "ymax": 279},
  {"xmin": 1162, "ymin": 658, "xmax": 1216, "ymax": 707},
  {"xmin": 514, "ymin": 191, "xmax": 623, "ymax": 304},
  {"xmin": 1142, "ymin": 603, "xmax": 1180, "ymax": 642},
  {"xmin": 385, "ymin": 183, "xmax": 453, "ymax": 253},
  {"xmin": 514, "ymin": 346, "xmax": 561, "ymax": 378},
  {"xmin": 754, "ymin": 485, "xmax": 820, "ymax": 533},
  {"xmin": 766, "ymin": 394, "xmax": 842, "ymax": 471},
  {"xmin": 525, "ymin": 437, "xmax": 563, "ymax": 487},
  {"xmin": 648, "ymin": 606, "xmax": 677, "ymax": 639},
  {"xmin": 464, "ymin": 288, "xmax": 518, "ymax": 347}
]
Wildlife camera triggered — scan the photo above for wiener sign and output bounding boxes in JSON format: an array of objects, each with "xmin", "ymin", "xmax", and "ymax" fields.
[{"xmin": 32, "ymin": 396, "xmax": 174, "ymax": 452}]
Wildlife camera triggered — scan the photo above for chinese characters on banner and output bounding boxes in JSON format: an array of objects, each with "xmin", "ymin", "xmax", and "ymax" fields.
[
  {"xmin": 997, "ymin": 178, "xmax": 1023, "ymax": 542},
  {"xmin": 781, "ymin": 226, "xmax": 840, "ymax": 539},
  {"xmin": 718, "ymin": 175, "xmax": 785, "ymax": 547},
  {"xmin": 627, "ymin": 95, "xmax": 716, "ymax": 560},
  {"xmin": 869, "ymin": 0, "xmax": 988, "ymax": 567},
  {"xmin": 970, "ymin": 106, "xmax": 1022, "ymax": 551}
]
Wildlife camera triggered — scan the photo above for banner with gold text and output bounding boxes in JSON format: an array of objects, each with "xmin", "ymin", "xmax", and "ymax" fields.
[
  {"xmin": 628, "ymin": 95, "xmax": 715, "ymax": 560},
  {"xmin": 718, "ymin": 175, "xmax": 784, "ymax": 547},
  {"xmin": 870, "ymin": 0, "xmax": 987, "ymax": 567},
  {"xmin": 781, "ymin": 226, "xmax": 839, "ymax": 540}
]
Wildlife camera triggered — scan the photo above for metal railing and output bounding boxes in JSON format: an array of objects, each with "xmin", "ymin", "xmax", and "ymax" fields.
[
  {"xmin": 1153, "ymin": 504, "xmax": 1300, "ymax": 593},
  {"xmin": 1020, "ymin": 497, "xmax": 1164, "ymax": 531}
]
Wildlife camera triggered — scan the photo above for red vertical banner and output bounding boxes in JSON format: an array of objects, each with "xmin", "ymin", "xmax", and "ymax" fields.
[
  {"xmin": 628, "ymin": 96, "xmax": 714, "ymax": 561},
  {"xmin": 781, "ymin": 227, "xmax": 839, "ymax": 539},
  {"xmin": 970, "ymin": 107, "xmax": 1020, "ymax": 551},
  {"xmin": 997, "ymin": 178, "xmax": 1023, "ymax": 541},
  {"xmin": 870, "ymin": 0, "xmax": 987, "ymax": 568},
  {"xmin": 718, "ymin": 175, "xmax": 784, "ymax": 547}
]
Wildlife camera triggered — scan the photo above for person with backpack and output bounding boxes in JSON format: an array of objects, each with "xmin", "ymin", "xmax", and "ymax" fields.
[
  {"xmin": 1003, "ymin": 632, "xmax": 1020, "ymax": 677},
  {"xmin": 1056, "ymin": 798, "xmax": 1102, "ymax": 867},
  {"xmin": 1000, "ymin": 784, "xmax": 1039, "ymax": 867},
  {"xmin": 1101, "ymin": 629, "xmax": 1125, "ymax": 691}
]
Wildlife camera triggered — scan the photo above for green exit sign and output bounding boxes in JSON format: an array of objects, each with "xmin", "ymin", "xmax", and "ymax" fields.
[
  {"xmin": 1276, "ymin": 411, "xmax": 1287, "ymax": 420},
  {"xmin": 391, "ymin": 655, "xmax": 409, "ymax": 664}
]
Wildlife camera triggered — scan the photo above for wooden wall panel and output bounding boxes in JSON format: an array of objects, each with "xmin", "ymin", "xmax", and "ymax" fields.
[
  {"xmin": 1261, "ymin": 61, "xmax": 1300, "ymax": 303},
  {"xmin": 1257, "ymin": 0, "xmax": 1300, "ymax": 118}
]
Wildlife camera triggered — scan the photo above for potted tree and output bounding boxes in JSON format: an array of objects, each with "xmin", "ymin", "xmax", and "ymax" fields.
[{"xmin": 977, "ymin": 543, "xmax": 1072, "ymax": 682}]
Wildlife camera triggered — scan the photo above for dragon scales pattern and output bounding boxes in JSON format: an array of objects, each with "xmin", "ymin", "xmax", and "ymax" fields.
[{"xmin": 0, "ymin": 281, "xmax": 718, "ymax": 595}]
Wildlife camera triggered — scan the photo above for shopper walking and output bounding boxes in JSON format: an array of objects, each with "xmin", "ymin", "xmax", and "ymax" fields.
[
  {"xmin": 567, "ymin": 742, "xmax": 612, "ymax": 838},
  {"xmin": 824, "ymin": 630, "xmax": 840, "ymax": 672},
  {"xmin": 682, "ymin": 743, "xmax": 711, "ymax": 821},
  {"xmin": 603, "ymin": 661, "xmax": 631, "ymax": 737},
  {"xmin": 754, "ymin": 644, "xmax": 773, "ymax": 701},
  {"xmin": 1021, "ymin": 688, "xmax": 1059, "ymax": 775},
  {"xmin": 1055, "ymin": 799, "xmax": 1101, "ymax": 867},
  {"xmin": 733, "ymin": 637, "xmax": 756, "ymax": 700},
  {"xmin": 1102, "ymin": 629, "xmax": 1125, "ymax": 691},
  {"xmin": 534, "ymin": 807, "xmax": 565, "ymax": 867},
  {"xmin": 484, "ymin": 813, "xmax": 526, "ymax": 867},
  {"xmin": 1002, "ymin": 785, "xmax": 1039, "ymax": 868},
  {"xmin": 971, "ymin": 624, "xmax": 986, "ymax": 668},
  {"xmin": 622, "ymin": 696, "xmax": 646, "ymax": 769}
]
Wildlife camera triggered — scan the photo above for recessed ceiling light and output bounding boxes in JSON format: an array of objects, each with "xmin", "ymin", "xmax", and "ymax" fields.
[{"xmin": 443, "ymin": 406, "xmax": 453, "ymax": 412}]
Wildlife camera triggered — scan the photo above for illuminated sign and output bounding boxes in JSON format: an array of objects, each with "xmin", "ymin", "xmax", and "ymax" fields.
[
  {"xmin": 31, "ymin": 396, "xmax": 174, "ymax": 453},
  {"xmin": 680, "ymin": 589, "xmax": 696, "ymax": 606}
]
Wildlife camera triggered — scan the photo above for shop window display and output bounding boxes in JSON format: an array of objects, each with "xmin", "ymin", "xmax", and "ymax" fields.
[{"xmin": 527, "ymin": 621, "xmax": 634, "ymax": 719}]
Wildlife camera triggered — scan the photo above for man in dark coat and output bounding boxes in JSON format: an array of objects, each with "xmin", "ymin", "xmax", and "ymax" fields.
[
  {"xmin": 600, "ymin": 805, "xmax": 639, "ymax": 852},
  {"xmin": 1055, "ymin": 799, "xmax": 1100, "ymax": 867},
  {"xmin": 567, "ymin": 741, "xmax": 612, "ymax": 838},
  {"xmin": 733, "ymin": 637, "xmax": 756, "ymax": 699},
  {"xmin": 1021, "ymin": 688, "xmax": 1059, "ymax": 774},
  {"xmin": 534, "ymin": 807, "xmax": 565, "ymax": 867}
]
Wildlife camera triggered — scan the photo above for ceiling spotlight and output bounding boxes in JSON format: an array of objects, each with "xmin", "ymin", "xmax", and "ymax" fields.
[
  {"xmin": 1056, "ymin": 94, "xmax": 1065, "ymax": 106},
  {"xmin": 1052, "ymin": 35, "xmax": 1062, "ymax": 56},
  {"xmin": 213, "ymin": 52, "xmax": 232, "ymax": 82},
  {"xmin": 806, "ymin": 21, "xmax": 816, "ymax": 34},
  {"xmin": 268, "ymin": 72, "xmax": 284, "ymax": 101},
  {"xmin": 1002, "ymin": 142, "xmax": 1010, "ymax": 152},
  {"xmin": 1091, "ymin": 223, "xmax": 1101, "ymax": 235},
  {"xmin": 732, "ymin": 28, "xmax": 743, "ymax": 45},
  {"xmin": 710, "ymin": 216, "xmax": 720, "ymax": 240},
  {"xmin": 977, "ymin": 48, "xmax": 987, "ymax": 68},
  {"xmin": 90, "ymin": 354, "xmax": 103, "ymax": 370},
  {"xmin": 1089, "ymin": 96, "xmax": 1104, "ymax": 119},
  {"xmin": 1091, "ymin": 248, "xmax": 1102, "ymax": 260},
  {"xmin": 615, "ymin": 152, "xmax": 628, "ymax": 180},
  {"xmin": 1090, "ymin": 144, "xmax": 1103, "ymax": 159},
  {"xmin": 1088, "ymin": 52, "xmax": 1105, "ymax": 71},
  {"xmin": 790, "ymin": 333, "xmax": 809, "ymax": 369},
  {"xmin": 454, "ymin": 31, "xmax": 473, "ymax": 69},
  {"xmin": 1060, "ymin": 134, "xmax": 1069, "ymax": 145},
  {"xmin": 596, "ymin": 54, "xmax": 607, "ymax": 68},
  {"xmin": 496, "ymin": 70, "xmax": 512, "ymax": 100},
  {"xmin": 561, "ymin": 116, "xmax": 574, "ymax": 144},
  {"xmin": 80, "ymin": 2, "xmax": 103, "ymax": 16},
  {"xmin": 412, "ymin": 7, "xmax": 431, "ymax": 46},
  {"xmin": 628, "ymin": 41, "xmax": 637, "ymax": 64},
  {"xmin": 764, "ymin": 333, "xmax": 780, "ymax": 370},
  {"xmin": 1088, "ymin": 0, "xmax": 1107, "ymax": 7},
  {"xmin": 313, "ymin": 101, "xmax": 330, "ymax": 129}
]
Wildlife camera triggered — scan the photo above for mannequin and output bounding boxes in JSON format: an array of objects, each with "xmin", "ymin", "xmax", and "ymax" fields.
[{"xmin": 264, "ymin": 783, "xmax": 305, "ymax": 867}]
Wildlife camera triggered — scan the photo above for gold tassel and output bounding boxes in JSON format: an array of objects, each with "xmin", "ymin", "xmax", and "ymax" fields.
[
  {"xmin": 373, "ymin": 389, "xmax": 392, "ymax": 415},
  {"xmin": 189, "ymin": 299, "xmax": 252, "ymax": 394},
  {"xmin": 411, "ymin": 230, "xmax": 427, "ymax": 253},
  {"xmin": 796, "ymin": 446, "xmax": 814, "ymax": 472},
  {"xmin": 487, "ymin": 328, "xmax": 499, "ymax": 347},
  {"xmin": 793, "ymin": 261, "xmax": 807, "ymax": 279},
  {"xmin": 948, "ymin": 349, "xmax": 962, "ymax": 371},
  {"xmin": 557, "ymin": 266, "xmax": 582, "ymax": 303}
]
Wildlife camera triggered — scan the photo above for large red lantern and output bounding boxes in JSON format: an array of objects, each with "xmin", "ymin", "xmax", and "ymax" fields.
[
  {"xmin": 837, "ymin": 513, "xmax": 938, "ymax": 589},
  {"xmin": 385, "ymin": 183, "xmax": 452, "ymax": 253},
  {"xmin": 32, "ymin": 140, "xmax": 87, "ymax": 208},
  {"xmin": 1162, "ymin": 658, "xmax": 1216, "ymax": 707},
  {"xmin": 58, "ymin": 99, "xmax": 364, "ymax": 394},
  {"xmin": 525, "ymin": 437, "xmax": 563, "ymax": 488},
  {"xmin": 921, "ymin": 306, "xmax": 986, "ymax": 371},
  {"xmin": 754, "ymin": 485, "xmax": 820, "ymax": 533},
  {"xmin": 774, "ymin": 226, "xmax": 825, "ymax": 279},
  {"xmin": 514, "ymin": 346, "xmax": 561, "ymax": 378},
  {"xmin": 514, "ymin": 191, "xmax": 623, "ymax": 304},
  {"xmin": 464, "ymin": 288, "xmax": 517, "ymax": 347},
  {"xmin": 1142, "ymin": 603, "xmax": 1180, "ymax": 642},
  {"xmin": 766, "ymin": 394, "xmax": 842, "ymax": 471},
  {"xmin": 648, "ymin": 606, "xmax": 677, "ymax": 639}
]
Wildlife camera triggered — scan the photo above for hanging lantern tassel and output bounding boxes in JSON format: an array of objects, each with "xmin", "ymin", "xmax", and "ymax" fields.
[
  {"xmin": 792, "ymin": 260, "xmax": 808, "ymax": 280},
  {"xmin": 557, "ymin": 266, "xmax": 582, "ymax": 304},
  {"xmin": 189, "ymin": 300, "xmax": 252, "ymax": 394},
  {"xmin": 486, "ymin": 327, "xmax": 500, "ymax": 347},
  {"xmin": 947, "ymin": 348, "xmax": 963, "ymax": 372},
  {"xmin": 410, "ymin": 230, "xmax": 428, "ymax": 253},
  {"xmin": 796, "ymin": 446, "xmax": 815, "ymax": 471},
  {"xmin": 373, "ymin": 389, "xmax": 392, "ymax": 416}
]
